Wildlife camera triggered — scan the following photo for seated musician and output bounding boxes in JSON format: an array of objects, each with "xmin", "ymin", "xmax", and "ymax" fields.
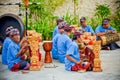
[
  {"xmin": 65, "ymin": 31, "xmax": 90, "ymax": 72},
  {"xmin": 52, "ymin": 17, "xmax": 64, "ymax": 38},
  {"xmin": 2, "ymin": 26, "xmax": 14, "ymax": 65},
  {"xmin": 7, "ymin": 29, "xmax": 30, "ymax": 71},
  {"xmin": 57, "ymin": 22, "xmax": 73, "ymax": 63},
  {"xmin": 52, "ymin": 21, "xmax": 65, "ymax": 60},
  {"xmin": 2, "ymin": 26, "xmax": 29, "ymax": 65},
  {"xmin": 95, "ymin": 18, "xmax": 120, "ymax": 50},
  {"xmin": 80, "ymin": 17, "xmax": 95, "ymax": 35}
]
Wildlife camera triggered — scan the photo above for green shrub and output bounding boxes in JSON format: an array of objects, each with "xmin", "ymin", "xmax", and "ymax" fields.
[
  {"xmin": 22, "ymin": 0, "xmax": 65, "ymax": 40},
  {"xmin": 22, "ymin": 1, "xmax": 120, "ymax": 40}
]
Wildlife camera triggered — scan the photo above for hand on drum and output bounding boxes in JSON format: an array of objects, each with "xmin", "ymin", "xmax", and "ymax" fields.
[
  {"xmin": 21, "ymin": 42, "xmax": 29, "ymax": 52},
  {"xmin": 106, "ymin": 30, "xmax": 117, "ymax": 34},
  {"xmin": 20, "ymin": 37, "xmax": 27, "ymax": 46},
  {"xmin": 111, "ymin": 30, "xmax": 117, "ymax": 34}
]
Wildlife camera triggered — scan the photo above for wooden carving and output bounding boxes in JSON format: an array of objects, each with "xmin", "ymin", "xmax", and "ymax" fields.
[
  {"xmin": 30, "ymin": 55, "xmax": 41, "ymax": 71},
  {"xmin": 27, "ymin": 30, "xmax": 42, "ymax": 71},
  {"xmin": 93, "ymin": 41, "xmax": 102, "ymax": 72}
]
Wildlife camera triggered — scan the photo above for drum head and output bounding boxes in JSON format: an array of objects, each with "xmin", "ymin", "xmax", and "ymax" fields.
[
  {"xmin": 0, "ymin": 13, "xmax": 24, "ymax": 45},
  {"xmin": 43, "ymin": 41, "xmax": 52, "ymax": 43}
]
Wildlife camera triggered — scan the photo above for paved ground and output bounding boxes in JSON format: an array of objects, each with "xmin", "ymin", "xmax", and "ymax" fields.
[{"xmin": 0, "ymin": 42, "xmax": 120, "ymax": 80}]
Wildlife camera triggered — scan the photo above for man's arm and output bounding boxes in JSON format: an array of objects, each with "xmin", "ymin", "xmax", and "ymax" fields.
[
  {"xmin": 16, "ymin": 43, "xmax": 28, "ymax": 57},
  {"xmin": 66, "ymin": 55, "xmax": 82, "ymax": 64},
  {"xmin": 20, "ymin": 37, "xmax": 27, "ymax": 47},
  {"xmin": 89, "ymin": 26, "xmax": 95, "ymax": 35},
  {"xmin": 96, "ymin": 32, "xmax": 106, "ymax": 36},
  {"xmin": 95, "ymin": 26, "xmax": 106, "ymax": 36}
]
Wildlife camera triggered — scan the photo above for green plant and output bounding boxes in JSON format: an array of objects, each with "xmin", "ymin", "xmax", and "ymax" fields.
[
  {"xmin": 22, "ymin": 0, "xmax": 66, "ymax": 40},
  {"xmin": 63, "ymin": 10, "xmax": 79, "ymax": 26},
  {"xmin": 88, "ymin": 4, "xmax": 120, "ymax": 32},
  {"xmin": 88, "ymin": 17, "xmax": 102, "ymax": 31},
  {"xmin": 110, "ymin": 11, "xmax": 120, "ymax": 32},
  {"xmin": 95, "ymin": 4, "xmax": 111, "ymax": 20},
  {"xmin": 21, "ymin": 0, "xmax": 120, "ymax": 37},
  {"xmin": 88, "ymin": 4, "xmax": 111, "ymax": 31},
  {"xmin": 110, "ymin": 0, "xmax": 120, "ymax": 32}
]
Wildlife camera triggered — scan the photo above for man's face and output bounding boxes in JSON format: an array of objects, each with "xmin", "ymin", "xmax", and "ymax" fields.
[
  {"xmin": 103, "ymin": 23, "xmax": 110, "ymax": 28},
  {"xmin": 80, "ymin": 21, "xmax": 86, "ymax": 27},
  {"xmin": 58, "ymin": 28, "xmax": 64, "ymax": 34},
  {"xmin": 12, "ymin": 34, "xmax": 20, "ymax": 43},
  {"xmin": 57, "ymin": 21, "xmax": 63, "ymax": 25},
  {"xmin": 80, "ymin": 48, "xmax": 84, "ymax": 53},
  {"xmin": 71, "ymin": 28, "xmax": 75, "ymax": 34},
  {"xmin": 77, "ymin": 36, "xmax": 82, "ymax": 43}
]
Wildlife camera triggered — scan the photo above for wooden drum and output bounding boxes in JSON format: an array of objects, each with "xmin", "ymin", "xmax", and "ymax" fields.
[
  {"xmin": 43, "ymin": 41, "xmax": 52, "ymax": 63},
  {"xmin": 99, "ymin": 33, "xmax": 120, "ymax": 46}
]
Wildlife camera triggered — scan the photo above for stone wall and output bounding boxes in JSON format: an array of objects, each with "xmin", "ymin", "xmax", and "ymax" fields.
[
  {"xmin": 54, "ymin": 0, "xmax": 118, "ymax": 18},
  {"xmin": 0, "ymin": 0, "xmax": 118, "ymax": 18},
  {"xmin": 0, "ymin": 0, "xmax": 21, "ymax": 16}
]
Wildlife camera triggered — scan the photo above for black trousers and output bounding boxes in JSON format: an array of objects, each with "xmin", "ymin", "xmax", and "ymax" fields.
[
  {"xmin": 102, "ymin": 42, "xmax": 120, "ymax": 50},
  {"xmin": 19, "ymin": 59, "xmax": 30, "ymax": 70}
]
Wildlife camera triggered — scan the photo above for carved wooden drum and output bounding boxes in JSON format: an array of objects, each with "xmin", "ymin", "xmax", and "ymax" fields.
[
  {"xmin": 99, "ymin": 33, "xmax": 120, "ymax": 46},
  {"xmin": 43, "ymin": 41, "xmax": 52, "ymax": 63}
]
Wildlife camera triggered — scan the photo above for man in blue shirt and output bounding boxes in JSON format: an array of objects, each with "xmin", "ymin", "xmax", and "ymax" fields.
[
  {"xmin": 57, "ymin": 22, "xmax": 73, "ymax": 63},
  {"xmin": 80, "ymin": 17, "xmax": 95, "ymax": 35},
  {"xmin": 2, "ymin": 26, "xmax": 27, "ymax": 65},
  {"xmin": 95, "ymin": 18, "xmax": 120, "ymax": 50},
  {"xmin": 52, "ymin": 17, "xmax": 64, "ymax": 38},
  {"xmin": 2, "ymin": 26, "xmax": 14, "ymax": 65},
  {"xmin": 51, "ymin": 21, "xmax": 65, "ymax": 60},
  {"xmin": 7, "ymin": 29, "xmax": 30, "ymax": 71},
  {"xmin": 65, "ymin": 31, "xmax": 90, "ymax": 71}
]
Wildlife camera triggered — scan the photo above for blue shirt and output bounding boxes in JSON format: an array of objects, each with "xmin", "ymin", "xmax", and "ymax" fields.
[
  {"xmin": 95, "ymin": 25, "xmax": 115, "ymax": 33},
  {"xmin": 57, "ymin": 33, "xmax": 72, "ymax": 63},
  {"xmin": 2, "ymin": 37, "xmax": 12, "ymax": 65},
  {"xmin": 51, "ymin": 33, "xmax": 61, "ymax": 59},
  {"xmin": 52, "ymin": 26, "xmax": 59, "ymax": 38},
  {"xmin": 7, "ymin": 40, "xmax": 21, "ymax": 70},
  {"xmin": 81, "ymin": 25, "xmax": 95, "ymax": 34},
  {"xmin": 65, "ymin": 41, "xmax": 80, "ymax": 71}
]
